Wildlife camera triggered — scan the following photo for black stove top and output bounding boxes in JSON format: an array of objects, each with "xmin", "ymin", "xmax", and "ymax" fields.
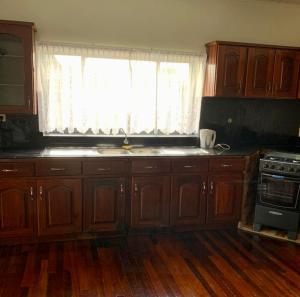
[
  {"xmin": 264, "ymin": 152, "xmax": 300, "ymax": 164},
  {"xmin": 260, "ymin": 151, "xmax": 300, "ymax": 176}
]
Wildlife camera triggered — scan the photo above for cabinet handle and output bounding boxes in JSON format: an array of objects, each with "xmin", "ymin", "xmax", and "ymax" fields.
[
  {"xmin": 134, "ymin": 184, "xmax": 138, "ymax": 192},
  {"xmin": 144, "ymin": 166, "xmax": 157, "ymax": 169},
  {"xmin": 50, "ymin": 167, "xmax": 66, "ymax": 171},
  {"xmin": 183, "ymin": 165, "xmax": 195, "ymax": 168},
  {"xmin": 1, "ymin": 169, "xmax": 18, "ymax": 173},
  {"xmin": 210, "ymin": 182, "xmax": 214, "ymax": 194},
  {"xmin": 221, "ymin": 164, "xmax": 232, "ymax": 168},
  {"xmin": 97, "ymin": 167, "xmax": 110, "ymax": 171},
  {"xmin": 238, "ymin": 81, "xmax": 242, "ymax": 94},
  {"xmin": 39, "ymin": 186, "xmax": 43, "ymax": 200},
  {"xmin": 120, "ymin": 184, "xmax": 124, "ymax": 193},
  {"xmin": 268, "ymin": 82, "xmax": 272, "ymax": 93},
  {"xmin": 202, "ymin": 182, "xmax": 206, "ymax": 193},
  {"xmin": 30, "ymin": 186, "xmax": 34, "ymax": 201}
]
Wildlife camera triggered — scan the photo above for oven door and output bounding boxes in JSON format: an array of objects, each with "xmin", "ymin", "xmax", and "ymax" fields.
[{"xmin": 258, "ymin": 173, "xmax": 300, "ymax": 209}]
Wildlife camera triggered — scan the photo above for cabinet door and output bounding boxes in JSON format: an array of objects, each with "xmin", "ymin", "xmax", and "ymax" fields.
[
  {"xmin": 37, "ymin": 179, "xmax": 82, "ymax": 236},
  {"xmin": 0, "ymin": 22, "xmax": 35, "ymax": 113},
  {"xmin": 131, "ymin": 176, "xmax": 170, "ymax": 228},
  {"xmin": 216, "ymin": 45, "xmax": 247, "ymax": 97},
  {"xmin": 0, "ymin": 180, "xmax": 35, "ymax": 238},
  {"xmin": 273, "ymin": 50, "xmax": 300, "ymax": 98},
  {"xmin": 207, "ymin": 174, "xmax": 243, "ymax": 225},
  {"xmin": 245, "ymin": 48, "xmax": 275, "ymax": 97},
  {"xmin": 171, "ymin": 175, "xmax": 207, "ymax": 226},
  {"xmin": 83, "ymin": 178, "xmax": 125, "ymax": 232}
]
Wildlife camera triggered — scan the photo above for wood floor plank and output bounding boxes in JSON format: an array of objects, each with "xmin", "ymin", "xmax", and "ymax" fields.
[
  {"xmin": 1, "ymin": 230, "xmax": 300, "ymax": 297},
  {"xmin": 155, "ymin": 237, "xmax": 211, "ymax": 297},
  {"xmin": 205, "ymin": 231, "xmax": 288, "ymax": 296}
]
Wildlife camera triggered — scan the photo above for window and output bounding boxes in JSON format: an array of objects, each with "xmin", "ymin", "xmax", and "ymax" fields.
[{"xmin": 36, "ymin": 43, "xmax": 206, "ymax": 136}]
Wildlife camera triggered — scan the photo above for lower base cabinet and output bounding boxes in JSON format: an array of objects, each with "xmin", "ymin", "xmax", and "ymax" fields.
[
  {"xmin": 171, "ymin": 175, "xmax": 207, "ymax": 226},
  {"xmin": 206, "ymin": 174, "xmax": 243, "ymax": 225},
  {"xmin": 37, "ymin": 179, "xmax": 82, "ymax": 236},
  {"xmin": 83, "ymin": 178, "xmax": 125, "ymax": 232},
  {"xmin": 0, "ymin": 179, "xmax": 35, "ymax": 238},
  {"xmin": 0, "ymin": 157, "xmax": 247, "ymax": 243},
  {"xmin": 131, "ymin": 176, "xmax": 170, "ymax": 228}
]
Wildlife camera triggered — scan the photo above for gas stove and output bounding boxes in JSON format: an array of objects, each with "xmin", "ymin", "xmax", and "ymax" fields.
[
  {"xmin": 259, "ymin": 151, "xmax": 300, "ymax": 176},
  {"xmin": 254, "ymin": 151, "xmax": 300, "ymax": 240}
]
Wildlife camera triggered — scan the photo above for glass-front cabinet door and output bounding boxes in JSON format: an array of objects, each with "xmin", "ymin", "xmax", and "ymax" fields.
[{"xmin": 0, "ymin": 21, "xmax": 35, "ymax": 114}]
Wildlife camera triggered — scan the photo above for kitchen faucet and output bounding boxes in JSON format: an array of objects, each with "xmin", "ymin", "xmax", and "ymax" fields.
[{"xmin": 119, "ymin": 128, "xmax": 130, "ymax": 147}]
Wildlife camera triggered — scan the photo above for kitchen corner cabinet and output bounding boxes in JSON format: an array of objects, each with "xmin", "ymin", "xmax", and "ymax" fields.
[
  {"xmin": 83, "ymin": 178, "xmax": 126, "ymax": 232},
  {"xmin": 206, "ymin": 174, "xmax": 243, "ymax": 225},
  {"xmin": 0, "ymin": 179, "xmax": 35, "ymax": 238},
  {"xmin": 131, "ymin": 176, "xmax": 170, "ymax": 228},
  {"xmin": 204, "ymin": 43, "xmax": 247, "ymax": 97},
  {"xmin": 0, "ymin": 20, "xmax": 36, "ymax": 114},
  {"xmin": 204, "ymin": 41, "xmax": 300, "ymax": 99},
  {"xmin": 171, "ymin": 175, "xmax": 207, "ymax": 226},
  {"xmin": 37, "ymin": 179, "xmax": 82, "ymax": 236}
]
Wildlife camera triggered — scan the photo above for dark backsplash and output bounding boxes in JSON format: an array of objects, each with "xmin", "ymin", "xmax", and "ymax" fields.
[
  {"xmin": 0, "ymin": 115, "xmax": 40, "ymax": 148},
  {"xmin": 1, "ymin": 97, "xmax": 300, "ymax": 149},
  {"xmin": 200, "ymin": 97, "xmax": 300, "ymax": 147}
]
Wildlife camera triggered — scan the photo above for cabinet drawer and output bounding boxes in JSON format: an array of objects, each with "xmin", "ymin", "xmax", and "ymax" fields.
[
  {"xmin": 83, "ymin": 160, "xmax": 127, "ymax": 175},
  {"xmin": 131, "ymin": 159, "xmax": 171, "ymax": 174},
  {"xmin": 209, "ymin": 158, "xmax": 245, "ymax": 171},
  {"xmin": 36, "ymin": 160, "xmax": 81, "ymax": 176},
  {"xmin": 172, "ymin": 158, "xmax": 209, "ymax": 173},
  {"xmin": 0, "ymin": 162, "xmax": 34, "ymax": 177}
]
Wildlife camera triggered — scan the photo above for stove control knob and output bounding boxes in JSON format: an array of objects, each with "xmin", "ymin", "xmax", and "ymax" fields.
[
  {"xmin": 270, "ymin": 165, "xmax": 275, "ymax": 169},
  {"xmin": 279, "ymin": 166, "xmax": 285, "ymax": 171},
  {"xmin": 263, "ymin": 164, "xmax": 269, "ymax": 169}
]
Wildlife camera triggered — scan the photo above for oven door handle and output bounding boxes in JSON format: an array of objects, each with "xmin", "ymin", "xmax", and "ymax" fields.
[{"xmin": 262, "ymin": 173, "xmax": 300, "ymax": 182}]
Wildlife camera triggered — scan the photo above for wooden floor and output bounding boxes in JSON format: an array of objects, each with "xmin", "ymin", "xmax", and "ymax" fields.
[{"xmin": 1, "ymin": 230, "xmax": 300, "ymax": 297}]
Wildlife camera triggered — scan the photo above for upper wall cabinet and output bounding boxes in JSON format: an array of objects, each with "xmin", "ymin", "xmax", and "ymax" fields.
[
  {"xmin": 273, "ymin": 50, "xmax": 300, "ymax": 98},
  {"xmin": 245, "ymin": 48, "xmax": 275, "ymax": 98},
  {"xmin": 0, "ymin": 20, "xmax": 36, "ymax": 114},
  {"xmin": 203, "ymin": 41, "xmax": 300, "ymax": 99},
  {"xmin": 215, "ymin": 45, "xmax": 247, "ymax": 97},
  {"xmin": 204, "ymin": 43, "xmax": 247, "ymax": 97}
]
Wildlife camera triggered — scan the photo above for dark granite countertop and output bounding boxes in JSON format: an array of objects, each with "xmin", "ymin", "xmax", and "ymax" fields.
[{"xmin": 0, "ymin": 146, "xmax": 259, "ymax": 159}]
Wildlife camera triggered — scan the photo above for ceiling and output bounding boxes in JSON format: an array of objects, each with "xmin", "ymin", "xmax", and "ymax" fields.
[{"xmin": 254, "ymin": 0, "xmax": 300, "ymax": 4}]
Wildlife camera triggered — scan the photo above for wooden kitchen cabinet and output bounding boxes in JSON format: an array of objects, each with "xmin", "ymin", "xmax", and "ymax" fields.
[
  {"xmin": 131, "ymin": 176, "xmax": 170, "ymax": 228},
  {"xmin": 0, "ymin": 20, "xmax": 36, "ymax": 114},
  {"xmin": 273, "ymin": 50, "xmax": 300, "ymax": 98},
  {"xmin": 204, "ymin": 41, "xmax": 300, "ymax": 99},
  {"xmin": 204, "ymin": 42, "xmax": 247, "ymax": 97},
  {"xmin": 37, "ymin": 179, "xmax": 82, "ymax": 236},
  {"xmin": 206, "ymin": 174, "xmax": 243, "ymax": 225},
  {"xmin": 245, "ymin": 47, "xmax": 275, "ymax": 98},
  {"xmin": 0, "ymin": 179, "xmax": 35, "ymax": 238},
  {"xmin": 171, "ymin": 175, "xmax": 207, "ymax": 226},
  {"xmin": 83, "ymin": 178, "xmax": 125, "ymax": 232}
]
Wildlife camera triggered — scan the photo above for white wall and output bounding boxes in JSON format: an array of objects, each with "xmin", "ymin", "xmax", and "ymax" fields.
[{"xmin": 1, "ymin": 0, "xmax": 300, "ymax": 52}]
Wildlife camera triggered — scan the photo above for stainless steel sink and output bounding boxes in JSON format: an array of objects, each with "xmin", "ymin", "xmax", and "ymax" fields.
[
  {"xmin": 129, "ymin": 147, "xmax": 159, "ymax": 154},
  {"xmin": 97, "ymin": 148, "xmax": 130, "ymax": 155},
  {"xmin": 42, "ymin": 147, "xmax": 99, "ymax": 157}
]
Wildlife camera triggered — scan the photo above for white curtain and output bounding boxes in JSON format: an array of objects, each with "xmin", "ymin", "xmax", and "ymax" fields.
[{"xmin": 36, "ymin": 42, "xmax": 206, "ymax": 136}]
